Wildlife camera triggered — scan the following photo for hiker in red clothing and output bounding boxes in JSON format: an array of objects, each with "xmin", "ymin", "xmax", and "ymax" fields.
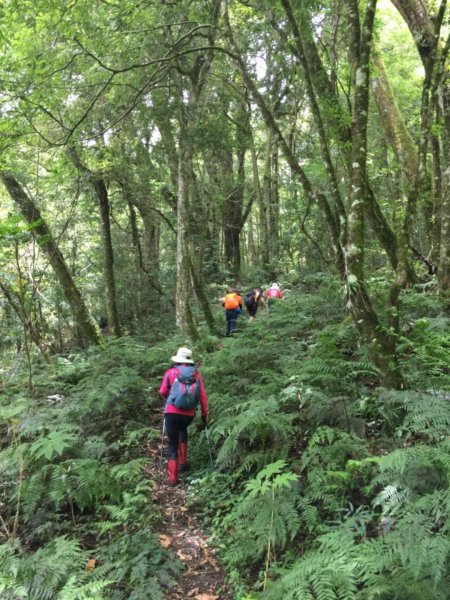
[
  {"xmin": 264, "ymin": 283, "xmax": 283, "ymax": 301},
  {"xmin": 159, "ymin": 347, "xmax": 208, "ymax": 485}
]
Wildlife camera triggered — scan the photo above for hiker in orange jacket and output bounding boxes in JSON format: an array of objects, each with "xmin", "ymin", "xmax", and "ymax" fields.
[
  {"xmin": 221, "ymin": 289, "xmax": 242, "ymax": 336},
  {"xmin": 159, "ymin": 347, "xmax": 208, "ymax": 485}
]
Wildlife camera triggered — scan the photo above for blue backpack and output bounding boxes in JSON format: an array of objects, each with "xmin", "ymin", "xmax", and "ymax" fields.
[{"xmin": 167, "ymin": 366, "xmax": 200, "ymax": 410}]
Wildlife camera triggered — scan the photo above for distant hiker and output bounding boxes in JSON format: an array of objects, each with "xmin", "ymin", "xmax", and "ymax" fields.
[
  {"xmin": 159, "ymin": 347, "xmax": 208, "ymax": 486},
  {"xmin": 221, "ymin": 288, "xmax": 242, "ymax": 336},
  {"xmin": 264, "ymin": 283, "xmax": 283, "ymax": 311},
  {"xmin": 264, "ymin": 283, "xmax": 283, "ymax": 301},
  {"xmin": 244, "ymin": 286, "xmax": 266, "ymax": 320}
]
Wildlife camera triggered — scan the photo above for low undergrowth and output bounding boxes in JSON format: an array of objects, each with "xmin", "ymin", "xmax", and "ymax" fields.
[
  {"xmin": 1, "ymin": 278, "xmax": 449, "ymax": 599},
  {"xmin": 186, "ymin": 280, "xmax": 450, "ymax": 599}
]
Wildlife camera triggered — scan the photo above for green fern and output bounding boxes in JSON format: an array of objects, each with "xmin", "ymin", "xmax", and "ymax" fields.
[
  {"xmin": 222, "ymin": 461, "xmax": 300, "ymax": 580},
  {"xmin": 27, "ymin": 428, "xmax": 79, "ymax": 461},
  {"xmin": 213, "ymin": 397, "xmax": 294, "ymax": 471},
  {"xmin": 0, "ymin": 537, "xmax": 112, "ymax": 600}
]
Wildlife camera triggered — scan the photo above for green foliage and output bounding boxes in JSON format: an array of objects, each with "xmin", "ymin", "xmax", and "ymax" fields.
[
  {"xmin": 183, "ymin": 284, "xmax": 450, "ymax": 597},
  {"xmin": 1, "ymin": 278, "xmax": 449, "ymax": 599},
  {"xmin": 221, "ymin": 462, "xmax": 300, "ymax": 572},
  {"xmin": 401, "ymin": 316, "xmax": 450, "ymax": 389},
  {"xmin": 213, "ymin": 397, "xmax": 294, "ymax": 472},
  {"xmin": 0, "ymin": 536, "xmax": 112, "ymax": 600},
  {"xmin": 261, "ymin": 488, "xmax": 450, "ymax": 600},
  {"xmin": 0, "ymin": 337, "xmax": 179, "ymax": 599},
  {"xmin": 1, "ymin": 0, "xmax": 449, "ymax": 595},
  {"xmin": 27, "ymin": 427, "xmax": 79, "ymax": 461},
  {"xmin": 99, "ymin": 529, "xmax": 179, "ymax": 600}
]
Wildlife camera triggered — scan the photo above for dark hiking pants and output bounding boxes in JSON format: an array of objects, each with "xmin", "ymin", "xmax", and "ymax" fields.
[
  {"xmin": 164, "ymin": 413, "xmax": 194, "ymax": 459},
  {"xmin": 225, "ymin": 308, "xmax": 240, "ymax": 335},
  {"xmin": 247, "ymin": 303, "xmax": 258, "ymax": 317}
]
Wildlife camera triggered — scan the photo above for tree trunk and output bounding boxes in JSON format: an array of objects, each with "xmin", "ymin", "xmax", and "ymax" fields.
[
  {"xmin": 92, "ymin": 177, "xmax": 122, "ymax": 337},
  {"xmin": 268, "ymin": 138, "xmax": 280, "ymax": 268},
  {"xmin": 268, "ymin": 2, "xmax": 351, "ymax": 147},
  {"xmin": 173, "ymin": 0, "xmax": 220, "ymax": 338},
  {"xmin": 127, "ymin": 200, "xmax": 143, "ymax": 327},
  {"xmin": 68, "ymin": 148, "xmax": 121, "ymax": 337},
  {"xmin": 0, "ymin": 172, "xmax": 101, "ymax": 347},
  {"xmin": 391, "ymin": 0, "xmax": 447, "ymax": 274},
  {"xmin": 274, "ymin": 1, "xmax": 417, "ymax": 282},
  {"xmin": 345, "ymin": 0, "xmax": 404, "ymax": 388},
  {"xmin": 189, "ymin": 256, "xmax": 218, "ymax": 335},
  {"xmin": 390, "ymin": 0, "xmax": 435, "ymax": 68},
  {"xmin": 176, "ymin": 115, "xmax": 198, "ymax": 340},
  {"xmin": 281, "ymin": 0, "xmax": 347, "ymax": 238},
  {"xmin": 439, "ymin": 78, "xmax": 450, "ymax": 290},
  {"xmin": 371, "ymin": 51, "xmax": 419, "ymax": 183},
  {"xmin": 222, "ymin": 146, "xmax": 245, "ymax": 278},
  {"xmin": 261, "ymin": 130, "xmax": 273, "ymax": 270},
  {"xmin": 134, "ymin": 203, "xmax": 161, "ymax": 302},
  {"xmin": 0, "ymin": 279, "xmax": 52, "ymax": 363},
  {"xmin": 249, "ymin": 129, "xmax": 269, "ymax": 268}
]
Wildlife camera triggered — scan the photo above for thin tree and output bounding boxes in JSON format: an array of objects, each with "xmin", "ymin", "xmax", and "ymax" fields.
[{"xmin": 0, "ymin": 172, "xmax": 102, "ymax": 347}]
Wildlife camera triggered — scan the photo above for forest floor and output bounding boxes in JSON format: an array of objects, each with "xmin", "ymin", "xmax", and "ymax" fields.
[{"xmin": 144, "ymin": 413, "xmax": 233, "ymax": 600}]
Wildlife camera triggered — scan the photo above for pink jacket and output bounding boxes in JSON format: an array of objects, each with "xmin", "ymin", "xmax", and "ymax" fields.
[
  {"xmin": 264, "ymin": 288, "xmax": 283, "ymax": 299},
  {"xmin": 159, "ymin": 365, "xmax": 208, "ymax": 417}
]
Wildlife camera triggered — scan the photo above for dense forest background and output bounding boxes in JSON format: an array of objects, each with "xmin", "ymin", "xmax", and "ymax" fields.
[{"xmin": 1, "ymin": 0, "xmax": 449, "ymax": 599}]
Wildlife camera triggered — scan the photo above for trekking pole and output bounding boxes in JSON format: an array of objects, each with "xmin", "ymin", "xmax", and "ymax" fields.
[
  {"xmin": 157, "ymin": 417, "xmax": 166, "ymax": 488},
  {"xmin": 204, "ymin": 425, "xmax": 214, "ymax": 469}
]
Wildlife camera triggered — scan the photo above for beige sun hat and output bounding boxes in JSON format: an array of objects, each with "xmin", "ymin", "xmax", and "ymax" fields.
[
  {"xmin": 171, "ymin": 347, "xmax": 194, "ymax": 364},
  {"xmin": 271, "ymin": 283, "xmax": 280, "ymax": 290}
]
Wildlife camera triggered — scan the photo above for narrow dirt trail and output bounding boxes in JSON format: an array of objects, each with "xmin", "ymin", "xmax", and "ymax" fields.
[{"xmin": 145, "ymin": 412, "xmax": 233, "ymax": 600}]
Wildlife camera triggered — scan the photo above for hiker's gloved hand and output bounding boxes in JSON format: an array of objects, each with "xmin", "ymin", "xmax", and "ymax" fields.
[
  {"xmin": 202, "ymin": 415, "xmax": 208, "ymax": 427},
  {"xmin": 197, "ymin": 415, "xmax": 207, "ymax": 431}
]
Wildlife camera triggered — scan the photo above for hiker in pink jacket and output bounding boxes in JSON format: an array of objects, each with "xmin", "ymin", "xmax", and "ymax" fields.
[
  {"xmin": 159, "ymin": 347, "xmax": 208, "ymax": 485},
  {"xmin": 264, "ymin": 283, "xmax": 283, "ymax": 301}
]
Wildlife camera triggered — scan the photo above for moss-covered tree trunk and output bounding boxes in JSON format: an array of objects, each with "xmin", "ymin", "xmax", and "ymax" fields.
[
  {"xmin": 439, "ymin": 79, "xmax": 450, "ymax": 291},
  {"xmin": 222, "ymin": 146, "xmax": 245, "ymax": 278},
  {"xmin": 174, "ymin": 0, "xmax": 220, "ymax": 338},
  {"xmin": 68, "ymin": 149, "xmax": 121, "ymax": 337},
  {"xmin": 134, "ymin": 203, "xmax": 161, "ymax": 303},
  {"xmin": 189, "ymin": 256, "xmax": 218, "ymax": 335},
  {"xmin": 0, "ymin": 172, "xmax": 101, "ymax": 347},
  {"xmin": 268, "ymin": 138, "xmax": 280, "ymax": 269},
  {"xmin": 276, "ymin": 0, "xmax": 417, "ymax": 282},
  {"xmin": 371, "ymin": 51, "xmax": 419, "ymax": 183},
  {"xmin": 176, "ymin": 118, "xmax": 198, "ymax": 341},
  {"xmin": 249, "ymin": 129, "xmax": 269, "ymax": 269},
  {"xmin": 391, "ymin": 0, "xmax": 435, "ymax": 68},
  {"xmin": 391, "ymin": 0, "xmax": 447, "ymax": 277},
  {"xmin": 262, "ymin": 130, "xmax": 274, "ymax": 272},
  {"xmin": 345, "ymin": 0, "xmax": 403, "ymax": 388},
  {"xmin": 92, "ymin": 177, "xmax": 122, "ymax": 337}
]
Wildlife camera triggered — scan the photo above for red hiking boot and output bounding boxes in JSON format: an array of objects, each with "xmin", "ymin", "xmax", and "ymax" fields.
[
  {"xmin": 178, "ymin": 442, "xmax": 190, "ymax": 472},
  {"xmin": 167, "ymin": 459, "xmax": 178, "ymax": 486}
]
